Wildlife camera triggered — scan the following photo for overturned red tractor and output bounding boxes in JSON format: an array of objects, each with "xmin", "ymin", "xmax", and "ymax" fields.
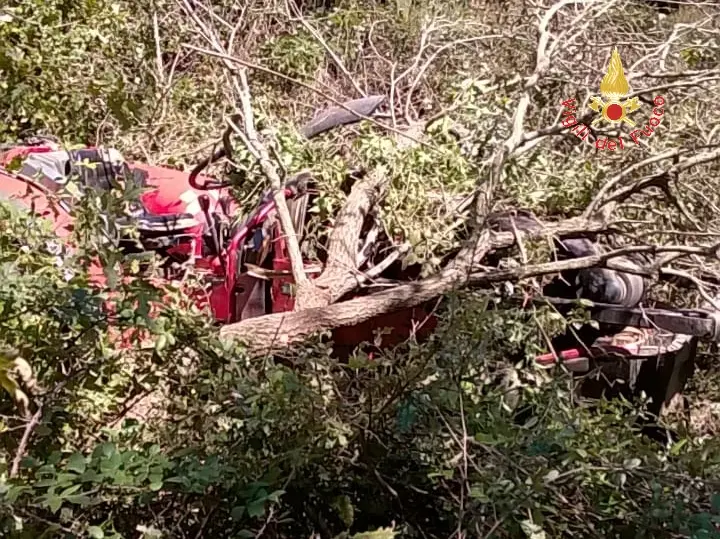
[
  {"xmin": 0, "ymin": 97, "xmax": 437, "ymax": 351},
  {"xmin": 2, "ymin": 97, "xmax": 719, "ymax": 423}
]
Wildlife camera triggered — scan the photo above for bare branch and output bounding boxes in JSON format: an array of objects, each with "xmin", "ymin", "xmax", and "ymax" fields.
[
  {"xmin": 178, "ymin": 0, "xmax": 310, "ymax": 289},
  {"xmin": 10, "ymin": 405, "xmax": 42, "ymax": 479},
  {"xmin": 285, "ymin": 0, "xmax": 366, "ymax": 97},
  {"xmin": 584, "ymin": 148, "xmax": 687, "ymax": 218},
  {"xmin": 597, "ymin": 146, "xmax": 720, "ymax": 216},
  {"xmin": 661, "ymin": 267, "xmax": 720, "ymax": 311}
]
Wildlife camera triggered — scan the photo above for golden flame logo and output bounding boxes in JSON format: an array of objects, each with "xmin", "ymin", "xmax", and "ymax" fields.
[{"xmin": 589, "ymin": 48, "xmax": 640, "ymax": 127}]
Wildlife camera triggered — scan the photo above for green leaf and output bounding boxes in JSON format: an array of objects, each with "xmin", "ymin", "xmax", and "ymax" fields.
[
  {"xmin": 712, "ymin": 494, "xmax": 720, "ymax": 514},
  {"xmin": 266, "ymin": 490, "xmax": 284, "ymax": 503},
  {"xmin": 520, "ymin": 520, "xmax": 546, "ymax": 539},
  {"xmin": 66, "ymin": 494, "xmax": 93, "ymax": 506},
  {"xmin": 333, "ymin": 495, "xmax": 354, "ymax": 528},
  {"xmin": 396, "ymin": 401, "xmax": 417, "ymax": 433},
  {"xmin": 155, "ymin": 334, "xmax": 168, "ymax": 352},
  {"xmin": 55, "ymin": 472, "xmax": 79, "ymax": 486},
  {"xmin": 474, "ymin": 432, "xmax": 499, "ymax": 445},
  {"xmin": 246, "ymin": 499, "xmax": 265, "ymax": 518},
  {"xmin": 46, "ymin": 495, "xmax": 63, "ymax": 513},
  {"xmin": 67, "ymin": 452, "xmax": 87, "ymax": 474},
  {"xmin": 5, "ymin": 485, "xmax": 31, "ymax": 503},
  {"xmin": 60, "ymin": 484, "xmax": 81, "ymax": 497},
  {"xmin": 670, "ymin": 438, "xmax": 688, "ymax": 456},
  {"xmin": 469, "ymin": 486, "xmax": 490, "ymax": 502},
  {"xmin": 350, "ymin": 527, "xmax": 397, "ymax": 539},
  {"xmin": 81, "ymin": 469, "xmax": 102, "ymax": 483},
  {"xmin": 88, "ymin": 526, "xmax": 104, "ymax": 538},
  {"xmin": 148, "ymin": 474, "xmax": 163, "ymax": 491},
  {"xmin": 34, "ymin": 478, "xmax": 59, "ymax": 488},
  {"xmin": 230, "ymin": 506, "xmax": 246, "ymax": 521}
]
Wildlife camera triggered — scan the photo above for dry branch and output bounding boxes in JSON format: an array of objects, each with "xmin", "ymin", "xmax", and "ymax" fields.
[
  {"xmin": 178, "ymin": 0, "xmax": 310, "ymax": 291},
  {"xmin": 598, "ymin": 146, "xmax": 720, "ymax": 216},
  {"xmin": 10, "ymin": 405, "xmax": 42, "ymax": 478}
]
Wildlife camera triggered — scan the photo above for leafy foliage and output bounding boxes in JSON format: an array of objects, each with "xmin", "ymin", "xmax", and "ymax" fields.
[
  {"xmin": 0, "ymin": 0, "xmax": 156, "ymax": 141},
  {"xmin": 2, "ymin": 0, "xmax": 720, "ymax": 537}
]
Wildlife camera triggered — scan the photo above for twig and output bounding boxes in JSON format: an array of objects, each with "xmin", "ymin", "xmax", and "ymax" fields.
[
  {"xmin": 254, "ymin": 506, "xmax": 275, "ymax": 538},
  {"xmin": 510, "ymin": 215, "xmax": 528, "ymax": 265},
  {"xmin": 234, "ymin": 76, "xmax": 309, "ymax": 289},
  {"xmin": 660, "ymin": 267, "xmax": 720, "ymax": 311},
  {"xmin": 403, "ymin": 34, "xmax": 504, "ymax": 124},
  {"xmin": 470, "ymin": 0, "xmax": 577, "ymax": 228},
  {"xmin": 10, "ymin": 404, "xmax": 43, "ymax": 478},
  {"xmin": 194, "ymin": 504, "xmax": 217, "ymax": 539},
  {"xmin": 285, "ymin": 0, "xmax": 365, "ymax": 97},
  {"xmin": 182, "ymin": 43, "xmax": 435, "ymax": 150}
]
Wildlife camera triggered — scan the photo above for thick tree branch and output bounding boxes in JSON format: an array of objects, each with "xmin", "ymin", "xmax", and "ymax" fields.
[
  {"xmin": 220, "ymin": 217, "xmax": 610, "ymax": 352},
  {"xmin": 220, "ymin": 232, "xmax": 720, "ymax": 354},
  {"xmin": 295, "ymin": 168, "xmax": 389, "ymax": 309},
  {"xmin": 596, "ymin": 146, "xmax": 720, "ymax": 217}
]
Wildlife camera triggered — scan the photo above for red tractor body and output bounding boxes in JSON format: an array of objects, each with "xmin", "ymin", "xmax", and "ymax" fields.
[{"xmin": 0, "ymin": 140, "xmax": 437, "ymax": 352}]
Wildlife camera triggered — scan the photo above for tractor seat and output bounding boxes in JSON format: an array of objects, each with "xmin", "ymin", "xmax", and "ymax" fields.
[
  {"xmin": 136, "ymin": 213, "xmax": 199, "ymax": 233},
  {"xmin": 119, "ymin": 212, "xmax": 200, "ymax": 235}
]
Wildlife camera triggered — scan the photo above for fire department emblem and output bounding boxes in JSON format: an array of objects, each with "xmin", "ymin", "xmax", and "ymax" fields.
[{"xmin": 589, "ymin": 47, "xmax": 640, "ymax": 127}]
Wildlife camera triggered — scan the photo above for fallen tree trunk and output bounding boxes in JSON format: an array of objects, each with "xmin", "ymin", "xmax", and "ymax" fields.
[
  {"xmin": 294, "ymin": 169, "xmax": 388, "ymax": 310},
  {"xmin": 220, "ymin": 218, "xmax": 609, "ymax": 354}
]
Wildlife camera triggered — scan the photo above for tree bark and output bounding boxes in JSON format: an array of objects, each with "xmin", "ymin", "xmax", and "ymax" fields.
[
  {"xmin": 220, "ymin": 218, "xmax": 608, "ymax": 354},
  {"xmin": 295, "ymin": 169, "xmax": 388, "ymax": 309}
]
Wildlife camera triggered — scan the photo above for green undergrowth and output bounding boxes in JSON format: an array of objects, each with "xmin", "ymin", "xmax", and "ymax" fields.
[{"xmin": 3, "ymin": 0, "xmax": 720, "ymax": 537}]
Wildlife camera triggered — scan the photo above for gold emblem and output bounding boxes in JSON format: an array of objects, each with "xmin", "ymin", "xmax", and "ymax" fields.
[{"xmin": 589, "ymin": 48, "xmax": 640, "ymax": 127}]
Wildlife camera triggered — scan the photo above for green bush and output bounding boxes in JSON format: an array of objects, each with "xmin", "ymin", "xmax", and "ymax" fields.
[
  {"xmin": 0, "ymin": 0, "xmax": 157, "ymax": 142},
  {"xmin": 2, "ymin": 0, "xmax": 720, "ymax": 537}
]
